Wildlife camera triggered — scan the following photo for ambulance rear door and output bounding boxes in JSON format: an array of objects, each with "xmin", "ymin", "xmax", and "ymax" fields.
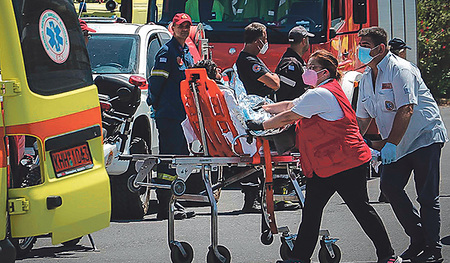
[{"xmin": 0, "ymin": 0, "xmax": 111, "ymax": 244}]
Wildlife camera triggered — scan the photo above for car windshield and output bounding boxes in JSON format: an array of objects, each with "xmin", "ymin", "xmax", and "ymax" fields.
[{"xmin": 87, "ymin": 34, "xmax": 139, "ymax": 74}]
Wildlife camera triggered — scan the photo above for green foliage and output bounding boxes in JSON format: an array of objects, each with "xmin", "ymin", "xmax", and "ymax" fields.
[{"xmin": 417, "ymin": 0, "xmax": 450, "ymax": 98}]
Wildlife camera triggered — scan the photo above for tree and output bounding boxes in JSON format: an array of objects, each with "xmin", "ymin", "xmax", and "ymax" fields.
[{"xmin": 417, "ymin": 0, "xmax": 450, "ymax": 99}]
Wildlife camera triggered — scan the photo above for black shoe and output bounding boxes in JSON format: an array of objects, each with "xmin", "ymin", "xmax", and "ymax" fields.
[
  {"xmin": 241, "ymin": 199, "xmax": 261, "ymax": 213},
  {"xmin": 378, "ymin": 193, "xmax": 390, "ymax": 203},
  {"xmin": 174, "ymin": 202, "xmax": 196, "ymax": 219},
  {"xmin": 401, "ymin": 242, "xmax": 426, "ymax": 260},
  {"xmin": 274, "ymin": 201, "xmax": 300, "ymax": 211},
  {"xmin": 412, "ymin": 248, "xmax": 443, "ymax": 263}
]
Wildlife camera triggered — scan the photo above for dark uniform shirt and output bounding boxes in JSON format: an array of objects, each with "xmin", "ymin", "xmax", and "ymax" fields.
[
  {"xmin": 236, "ymin": 51, "xmax": 274, "ymax": 99},
  {"xmin": 147, "ymin": 37, "xmax": 194, "ymax": 120},
  {"xmin": 274, "ymin": 47, "xmax": 308, "ymax": 102}
]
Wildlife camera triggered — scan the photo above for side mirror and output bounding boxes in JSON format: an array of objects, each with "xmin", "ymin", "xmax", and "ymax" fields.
[
  {"xmin": 116, "ymin": 87, "xmax": 132, "ymax": 101},
  {"xmin": 353, "ymin": 0, "xmax": 367, "ymax": 24}
]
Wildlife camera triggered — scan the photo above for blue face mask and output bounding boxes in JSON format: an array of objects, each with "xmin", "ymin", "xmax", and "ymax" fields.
[{"xmin": 358, "ymin": 45, "xmax": 379, "ymax": 64}]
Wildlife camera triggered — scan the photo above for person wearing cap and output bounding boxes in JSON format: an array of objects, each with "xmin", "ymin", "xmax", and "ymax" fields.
[
  {"xmin": 147, "ymin": 13, "xmax": 196, "ymax": 221},
  {"xmin": 79, "ymin": 19, "xmax": 95, "ymax": 45},
  {"xmin": 356, "ymin": 27, "xmax": 447, "ymax": 263},
  {"xmin": 275, "ymin": 25, "xmax": 313, "ymax": 102},
  {"xmin": 388, "ymin": 37, "xmax": 411, "ymax": 59},
  {"xmin": 235, "ymin": 22, "xmax": 280, "ymax": 213},
  {"xmin": 267, "ymin": 25, "xmax": 314, "ymax": 212}
]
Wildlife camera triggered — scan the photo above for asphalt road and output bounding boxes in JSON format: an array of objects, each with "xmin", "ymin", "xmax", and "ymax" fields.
[{"xmin": 17, "ymin": 107, "xmax": 450, "ymax": 263}]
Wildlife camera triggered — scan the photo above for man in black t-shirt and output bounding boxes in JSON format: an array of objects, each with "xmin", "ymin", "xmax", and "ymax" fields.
[
  {"xmin": 236, "ymin": 22, "xmax": 280, "ymax": 100},
  {"xmin": 235, "ymin": 22, "xmax": 280, "ymax": 213},
  {"xmin": 275, "ymin": 25, "xmax": 314, "ymax": 102}
]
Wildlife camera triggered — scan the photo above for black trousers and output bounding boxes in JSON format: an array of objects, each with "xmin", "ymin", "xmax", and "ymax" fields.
[{"xmin": 292, "ymin": 163, "xmax": 394, "ymax": 261}]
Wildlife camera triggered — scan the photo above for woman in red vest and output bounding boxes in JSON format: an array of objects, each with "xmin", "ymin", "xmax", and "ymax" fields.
[{"xmin": 246, "ymin": 50, "xmax": 400, "ymax": 263}]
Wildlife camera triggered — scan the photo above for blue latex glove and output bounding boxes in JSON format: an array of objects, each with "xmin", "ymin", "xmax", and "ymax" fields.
[{"xmin": 380, "ymin": 142, "xmax": 397, "ymax": 165}]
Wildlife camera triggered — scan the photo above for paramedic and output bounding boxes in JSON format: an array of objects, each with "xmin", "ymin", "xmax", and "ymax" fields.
[
  {"xmin": 377, "ymin": 37, "xmax": 412, "ymax": 203},
  {"xmin": 236, "ymin": 22, "xmax": 280, "ymax": 100},
  {"xmin": 147, "ymin": 13, "xmax": 196, "ymax": 221},
  {"xmin": 247, "ymin": 49, "xmax": 400, "ymax": 263},
  {"xmin": 235, "ymin": 22, "xmax": 280, "ymax": 213},
  {"xmin": 356, "ymin": 27, "xmax": 447, "ymax": 262}
]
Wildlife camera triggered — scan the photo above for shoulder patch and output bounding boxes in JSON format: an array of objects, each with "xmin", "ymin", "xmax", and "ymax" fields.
[
  {"xmin": 252, "ymin": 64, "xmax": 261, "ymax": 73},
  {"xmin": 159, "ymin": 57, "xmax": 167, "ymax": 63}
]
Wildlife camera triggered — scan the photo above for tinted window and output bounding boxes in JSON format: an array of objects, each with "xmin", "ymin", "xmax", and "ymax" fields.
[
  {"xmin": 87, "ymin": 34, "xmax": 139, "ymax": 74},
  {"xmin": 146, "ymin": 35, "xmax": 161, "ymax": 77},
  {"xmin": 17, "ymin": 0, "xmax": 93, "ymax": 95}
]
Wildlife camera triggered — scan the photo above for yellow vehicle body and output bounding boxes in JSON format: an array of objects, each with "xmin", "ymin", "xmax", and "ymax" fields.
[{"xmin": 0, "ymin": 0, "xmax": 110, "ymax": 249}]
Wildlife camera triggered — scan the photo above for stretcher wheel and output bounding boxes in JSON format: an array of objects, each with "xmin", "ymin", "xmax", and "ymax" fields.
[
  {"xmin": 260, "ymin": 229, "xmax": 274, "ymax": 245},
  {"xmin": 127, "ymin": 174, "xmax": 140, "ymax": 193},
  {"xmin": 318, "ymin": 243, "xmax": 341, "ymax": 263},
  {"xmin": 170, "ymin": 241, "xmax": 194, "ymax": 263},
  {"xmin": 280, "ymin": 241, "xmax": 293, "ymax": 260},
  {"xmin": 206, "ymin": 245, "xmax": 231, "ymax": 263},
  {"xmin": 171, "ymin": 179, "xmax": 186, "ymax": 196}
]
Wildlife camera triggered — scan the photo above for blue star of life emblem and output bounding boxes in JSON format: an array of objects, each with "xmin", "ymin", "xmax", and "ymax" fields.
[{"xmin": 46, "ymin": 21, "xmax": 64, "ymax": 52}]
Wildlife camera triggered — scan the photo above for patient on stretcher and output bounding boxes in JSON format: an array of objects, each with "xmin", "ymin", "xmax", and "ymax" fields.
[{"xmin": 181, "ymin": 60, "xmax": 291, "ymax": 157}]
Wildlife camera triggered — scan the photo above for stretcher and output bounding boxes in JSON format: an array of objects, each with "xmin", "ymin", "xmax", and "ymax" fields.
[{"xmin": 124, "ymin": 68, "xmax": 340, "ymax": 263}]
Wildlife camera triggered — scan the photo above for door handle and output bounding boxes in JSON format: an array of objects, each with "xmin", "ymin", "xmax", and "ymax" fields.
[{"xmin": 47, "ymin": 196, "xmax": 62, "ymax": 210}]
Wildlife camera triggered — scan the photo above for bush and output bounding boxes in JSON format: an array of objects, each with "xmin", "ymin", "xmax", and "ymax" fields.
[{"xmin": 417, "ymin": 0, "xmax": 450, "ymax": 99}]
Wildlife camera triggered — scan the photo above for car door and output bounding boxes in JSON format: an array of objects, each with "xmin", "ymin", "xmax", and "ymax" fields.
[{"xmin": 0, "ymin": 0, "xmax": 110, "ymax": 245}]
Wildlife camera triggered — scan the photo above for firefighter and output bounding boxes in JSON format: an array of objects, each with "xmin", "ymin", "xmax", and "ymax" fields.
[{"xmin": 147, "ymin": 13, "xmax": 196, "ymax": 220}]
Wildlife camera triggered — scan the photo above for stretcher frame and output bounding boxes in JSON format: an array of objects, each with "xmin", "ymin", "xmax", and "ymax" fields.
[{"xmin": 124, "ymin": 68, "xmax": 339, "ymax": 263}]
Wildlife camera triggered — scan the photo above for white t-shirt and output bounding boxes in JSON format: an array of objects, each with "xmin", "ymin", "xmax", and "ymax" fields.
[{"xmin": 291, "ymin": 80, "xmax": 344, "ymax": 121}]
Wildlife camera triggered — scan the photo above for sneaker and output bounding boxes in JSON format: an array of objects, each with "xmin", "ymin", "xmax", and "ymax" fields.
[
  {"xmin": 274, "ymin": 201, "xmax": 300, "ymax": 211},
  {"xmin": 400, "ymin": 242, "xmax": 426, "ymax": 260},
  {"xmin": 378, "ymin": 256, "xmax": 402, "ymax": 263},
  {"xmin": 412, "ymin": 248, "xmax": 443, "ymax": 263}
]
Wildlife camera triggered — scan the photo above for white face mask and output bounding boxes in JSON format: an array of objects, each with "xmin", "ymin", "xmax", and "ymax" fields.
[{"xmin": 258, "ymin": 39, "xmax": 269, "ymax": 54}]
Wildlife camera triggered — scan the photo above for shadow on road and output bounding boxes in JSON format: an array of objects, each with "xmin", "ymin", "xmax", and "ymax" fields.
[
  {"xmin": 16, "ymin": 245, "xmax": 96, "ymax": 261},
  {"xmin": 442, "ymin": 235, "xmax": 450, "ymax": 245}
]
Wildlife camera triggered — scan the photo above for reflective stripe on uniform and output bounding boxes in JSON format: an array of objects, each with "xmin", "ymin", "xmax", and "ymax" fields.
[
  {"xmin": 151, "ymin": 69, "xmax": 169, "ymax": 78},
  {"xmin": 279, "ymin": 75, "xmax": 296, "ymax": 87},
  {"xmin": 157, "ymin": 172, "xmax": 177, "ymax": 181}
]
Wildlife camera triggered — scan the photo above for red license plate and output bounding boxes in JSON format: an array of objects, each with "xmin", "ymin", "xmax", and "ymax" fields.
[{"xmin": 51, "ymin": 143, "xmax": 93, "ymax": 177}]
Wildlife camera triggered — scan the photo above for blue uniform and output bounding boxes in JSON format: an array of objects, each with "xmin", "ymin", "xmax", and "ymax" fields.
[
  {"xmin": 148, "ymin": 37, "xmax": 194, "ymax": 180},
  {"xmin": 148, "ymin": 37, "xmax": 194, "ymax": 121}
]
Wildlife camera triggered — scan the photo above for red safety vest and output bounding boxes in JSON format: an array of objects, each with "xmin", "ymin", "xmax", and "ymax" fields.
[{"xmin": 295, "ymin": 79, "xmax": 371, "ymax": 178}]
